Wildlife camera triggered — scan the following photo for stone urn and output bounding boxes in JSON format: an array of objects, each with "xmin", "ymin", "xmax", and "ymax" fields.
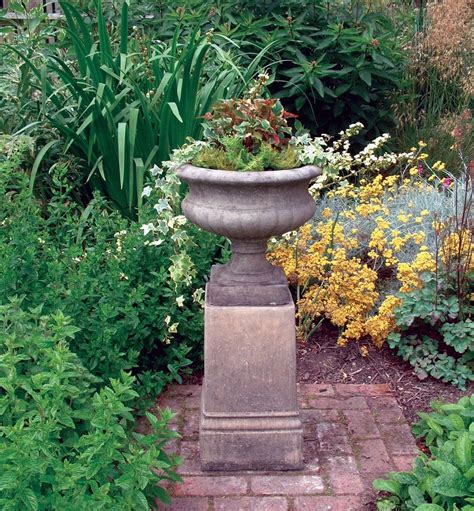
[
  {"xmin": 177, "ymin": 164, "xmax": 321, "ymax": 305},
  {"xmin": 177, "ymin": 163, "xmax": 321, "ymax": 471}
]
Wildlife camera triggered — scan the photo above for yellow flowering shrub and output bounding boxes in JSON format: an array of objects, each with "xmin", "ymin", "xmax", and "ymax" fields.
[{"xmin": 268, "ymin": 160, "xmax": 473, "ymax": 348}]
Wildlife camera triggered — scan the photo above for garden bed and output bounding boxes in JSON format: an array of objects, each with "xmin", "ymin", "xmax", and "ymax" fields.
[{"xmin": 299, "ymin": 322, "xmax": 472, "ymax": 425}]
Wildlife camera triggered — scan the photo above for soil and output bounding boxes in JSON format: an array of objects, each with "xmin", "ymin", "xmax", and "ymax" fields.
[
  {"xmin": 298, "ymin": 321, "xmax": 472, "ymax": 425},
  {"xmin": 184, "ymin": 320, "xmax": 472, "ymax": 426}
]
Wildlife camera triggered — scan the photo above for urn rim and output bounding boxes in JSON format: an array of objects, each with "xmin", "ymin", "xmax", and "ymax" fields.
[{"xmin": 176, "ymin": 163, "xmax": 322, "ymax": 186}]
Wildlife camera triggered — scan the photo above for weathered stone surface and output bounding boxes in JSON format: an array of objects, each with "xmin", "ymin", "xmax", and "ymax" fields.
[
  {"xmin": 250, "ymin": 475, "xmax": 325, "ymax": 495},
  {"xmin": 155, "ymin": 497, "xmax": 209, "ymax": 510},
  {"xmin": 177, "ymin": 164, "xmax": 321, "ymax": 295},
  {"xmin": 174, "ymin": 476, "xmax": 248, "ymax": 497},
  {"xmin": 327, "ymin": 455, "xmax": 364, "ymax": 495},
  {"xmin": 378, "ymin": 423, "xmax": 419, "ymax": 455},
  {"xmin": 200, "ymin": 297, "xmax": 303, "ymax": 471},
  {"xmin": 343, "ymin": 409, "xmax": 381, "ymax": 439},
  {"xmin": 354, "ymin": 438, "xmax": 393, "ymax": 474},
  {"xmin": 294, "ymin": 496, "xmax": 362, "ymax": 511},
  {"xmin": 393, "ymin": 455, "xmax": 416, "ymax": 472}
]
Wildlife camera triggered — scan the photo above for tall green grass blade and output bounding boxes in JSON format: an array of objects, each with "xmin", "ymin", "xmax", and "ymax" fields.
[
  {"xmin": 30, "ymin": 140, "xmax": 58, "ymax": 193},
  {"xmin": 118, "ymin": 122, "xmax": 127, "ymax": 190}
]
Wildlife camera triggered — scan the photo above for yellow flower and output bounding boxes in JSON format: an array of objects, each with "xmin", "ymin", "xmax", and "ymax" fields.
[
  {"xmin": 418, "ymin": 140, "xmax": 427, "ymax": 148},
  {"xmin": 375, "ymin": 217, "xmax": 390, "ymax": 230},
  {"xmin": 322, "ymin": 208, "xmax": 332, "ymax": 219},
  {"xmin": 409, "ymin": 167, "xmax": 419, "ymax": 176},
  {"xmin": 419, "ymin": 153, "xmax": 429, "ymax": 160},
  {"xmin": 420, "ymin": 210, "xmax": 429, "ymax": 216}
]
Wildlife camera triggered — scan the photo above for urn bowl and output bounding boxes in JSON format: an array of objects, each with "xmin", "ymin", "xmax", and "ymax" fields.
[
  {"xmin": 176, "ymin": 164, "xmax": 321, "ymax": 293},
  {"xmin": 176, "ymin": 164, "xmax": 321, "ymax": 240}
]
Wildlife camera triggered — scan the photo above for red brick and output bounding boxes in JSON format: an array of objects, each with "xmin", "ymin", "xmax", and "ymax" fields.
[
  {"xmin": 343, "ymin": 410, "xmax": 380, "ymax": 439},
  {"xmin": 302, "ymin": 410, "xmax": 340, "ymax": 442},
  {"xmin": 301, "ymin": 409, "xmax": 339, "ymax": 426},
  {"xmin": 294, "ymin": 496, "xmax": 362, "ymax": 511},
  {"xmin": 155, "ymin": 496, "xmax": 209, "ymax": 510},
  {"xmin": 251, "ymin": 475, "xmax": 325, "ymax": 495},
  {"xmin": 393, "ymin": 455, "xmax": 416, "ymax": 472},
  {"xmin": 174, "ymin": 476, "xmax": 248, "ymax": 497},
  {"xmin": 182, "ymin": 409, "xmax": 200, "ymax": 439},
  {"xmin": 367, "ymin": 397, "xmax": 404, "ymax": 423},
  {"xmin": 354, "ymin": 439, "xmax": 393, "ymax": 475},
  {"xmin": 316, "ymin": 422, "xmax": 353, "ymax": 454},
  {"xmin": 327, "ymin": 455, "xmax": 364, "ymax": 495},
  {"xmin": 308, "ymin": 397, "xmax": 369, "ymax": 410},
  {"xmin": 335, "ymin": 384, "xmax": 391, "ymax": 397},
  {"xmin": 299, "ymin": 383, "xmax": 336, "ymax": 398},
  {"xmin": 303, "ymin": 441, "xmax": 321, "ymax": 473},
  {"xmin": 214, "ymin": 496, "xmax": 288, "ymax": 510},
  {"xmin": 378, "ymin": 424, "xmax": 419, "ymax": 455},
  {"xmin": 176, "ymin": 442, "xmax": 201, "ymax": 475}
]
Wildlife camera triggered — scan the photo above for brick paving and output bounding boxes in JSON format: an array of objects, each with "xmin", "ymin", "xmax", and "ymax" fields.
[{"xmin": 153, "ymin": 383, "xmax": 418, "ymax": 511}]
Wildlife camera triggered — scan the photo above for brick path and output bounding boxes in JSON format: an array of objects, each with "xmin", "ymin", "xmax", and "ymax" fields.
[{"xmin": 152, "ymin": 383, "xmax": 418, "ymax": 511}]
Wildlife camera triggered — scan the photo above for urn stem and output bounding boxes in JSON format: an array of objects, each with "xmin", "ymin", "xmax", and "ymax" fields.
[{"xmin": 227, "ymin": 239, "xmax": 275, "ymax": 283}]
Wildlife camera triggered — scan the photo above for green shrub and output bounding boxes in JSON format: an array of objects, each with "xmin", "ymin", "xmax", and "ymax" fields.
[
  {"xmin": 0, "ymin": 135, "xmax": 224, "ymax": 394},
  {"xmin": 0, "ymin": 298, "xmax": 180, "ymax": 510},
  {"xmin": 149, "ymin": 0, "xmax": 408, "ymax": 145},
  {"xmin": 374, "ymin": 395, "xmax": 474, "ymax": 511},
  {"xmin": 388, "ymin": 273, "xmax": 474, "ymax": 390}
]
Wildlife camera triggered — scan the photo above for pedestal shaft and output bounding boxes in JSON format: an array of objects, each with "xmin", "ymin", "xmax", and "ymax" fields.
[{"xmin": 200, "ymin": 286, "xmax": 303, "ymax": 471}]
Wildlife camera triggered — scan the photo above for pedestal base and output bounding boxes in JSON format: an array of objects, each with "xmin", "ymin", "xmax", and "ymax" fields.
[{"xmin": 201, "ymin": 283, "xmax": 303, "ymax": 471}]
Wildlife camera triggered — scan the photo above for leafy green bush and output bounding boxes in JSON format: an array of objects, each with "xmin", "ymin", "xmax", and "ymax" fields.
[
  {"xmin": 0, "ymin": 135, "xmax": 224, "ymax": 394},
  {"xmin": 374, "ymin": 395, "xmax": 474, "ymax": 511},
  {"xmin": 0, "ymin": 298, "xmax": 180, "ymax": 510},
  {"xmin": 388, "ymin": 273, "xmax": 474, "ymax": 390},
  {"xmin": 148, "ymin": 0, "xmax": 407, "ymax": 145}
]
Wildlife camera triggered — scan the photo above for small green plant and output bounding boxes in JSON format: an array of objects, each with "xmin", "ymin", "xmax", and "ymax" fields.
[
  {"xmin": 374, "ymin": 395, "xmax": 474, "ymax": 511},
  {"xmin": 0, "ymin": 298, "xmax": 180, "ymax": 510},
  {"xmin": 387, "ymin": 273, "xmax": 474, "ymax": 390},
  {"xmin": 191, "ymin": 86, "xmax": 303, "ymax": 171}
]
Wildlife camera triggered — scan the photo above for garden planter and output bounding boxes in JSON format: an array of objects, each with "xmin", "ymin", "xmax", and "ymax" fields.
[{"xmin": 177, "ymin": 164, "xmax": 321, "ymax": 470}]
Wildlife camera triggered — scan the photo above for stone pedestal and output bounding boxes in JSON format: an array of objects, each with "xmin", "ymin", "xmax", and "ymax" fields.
[{"xmin": 200, "ymin": 278, "xmax": 303, "ymax": 471}]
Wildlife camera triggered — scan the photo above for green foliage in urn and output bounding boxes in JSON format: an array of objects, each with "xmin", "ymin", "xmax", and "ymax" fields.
[{"xmin": 374, "ymin": 395, "xmax": 474, "ymax": 511}]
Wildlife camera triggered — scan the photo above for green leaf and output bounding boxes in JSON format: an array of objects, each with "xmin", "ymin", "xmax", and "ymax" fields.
[
  {"xmin": 455, "ymin": 432, "xmax": 472, "ymax": 472},
  {"xmin": 408, "ymin": 485, "xmax": 427, "ymax": 505},
  {"xmin": 373, "ymin": 478, "xmax": 402, "ymax": 496},
  {"xmin": 0, "ymin": 472, "xmax": 17, "ymax": 491},
  {"xmin": 118, "ymin": 122, "xmax": 127, "ymax": 190},
  {"xmin": 30, "ymin": 140, "xmax": 58, "ymax": 193},
  {"xmin": 431, "ymin": 471, "xmax": 470, "ymax": 497},
  {"xmin": 449, "ymin": 414, "xmax": 466, "ymax": 431},
  {"xmin": 415, "ymin": 505, "xmax": 445, "ymax": 511},
  {"xmin": 168, "ymin": 102, "xmax": 183, "ymax": 123},
  {"xmin": 21, "ymin": 488, "xmax": 38, "ymax": 511},
  {"xmin": 359, "ymin": 69, "xmax": 372, "ymax": 86}
]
